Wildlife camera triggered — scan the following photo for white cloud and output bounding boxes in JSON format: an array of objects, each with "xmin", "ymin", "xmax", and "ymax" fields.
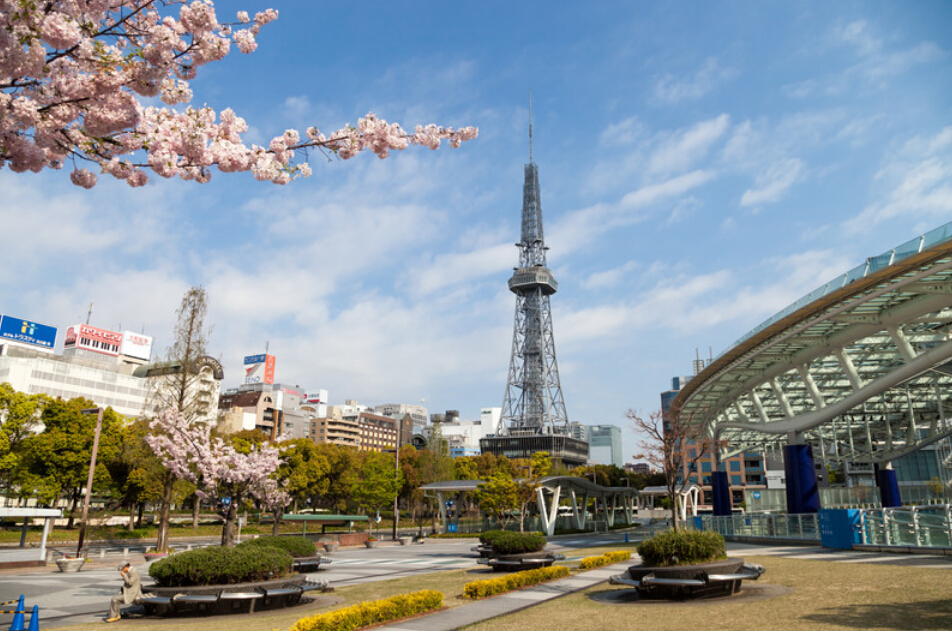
[
  {"xmin": 647, "ymin": 115, "xmax": 730, "ymax": 176},
  {"xmin": 845, "ymin": 126, "xmax": 952, "ymax": 233},
  {"xmin": 549, "ymin": 170, "xmax": 715, "ymax": 255},
  {"xmin": 740, "ymin": 158, "xmax": 805, "ymax": 207},
  {"xmin": 654, "ymin": 58, "xmax": 736, "ymax": 103},
  {"xmin": 598, "ymin": 116, "xmax": 647, "ymax": 148},
  {"xmin": 582, "ymin": 261, "xmax": 639, "ymax": 291}
]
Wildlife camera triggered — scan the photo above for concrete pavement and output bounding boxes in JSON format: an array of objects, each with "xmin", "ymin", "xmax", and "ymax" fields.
[{"xmin": 3, "ymin": 532, "xmax": 952, "ymax": 629}]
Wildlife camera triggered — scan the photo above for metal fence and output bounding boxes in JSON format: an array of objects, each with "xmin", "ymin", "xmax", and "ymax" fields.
[{"xmin": 699, "ymin": 505, "xmax": 952, "ymax": 550}]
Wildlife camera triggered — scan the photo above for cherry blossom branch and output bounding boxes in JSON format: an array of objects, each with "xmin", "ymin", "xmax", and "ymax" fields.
[{"xmin": 0, "ymin": 1, "xmax": 478, "ymax": 188}]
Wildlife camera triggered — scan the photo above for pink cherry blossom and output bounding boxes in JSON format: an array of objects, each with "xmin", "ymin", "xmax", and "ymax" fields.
[{"xmin": 0, "ymin": 2, "xmax": 478, "ymax": 188}]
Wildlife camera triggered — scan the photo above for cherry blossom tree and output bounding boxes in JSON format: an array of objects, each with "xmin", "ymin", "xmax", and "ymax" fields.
[
  {"xmin": 146, "ymin": 409, "xmax": 284, "ymax": 546},
  {"xmin": 0, "ymin": 1, "xmax": 478, "ymax": 188}
]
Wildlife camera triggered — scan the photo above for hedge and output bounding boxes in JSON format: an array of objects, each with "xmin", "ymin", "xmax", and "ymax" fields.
[
  {"xmin": 462, "ymin": 565, "xmax": 570, "ymax": 599},
  {"xmin": 237, "ymin": 535, "xmax": 317, "ymax": 558},
  {"xmin": 637, "ymin": 529, "xmax": 726, "ymax": 567},
  {"xmin": 486, "ymin": 531, "xmax": 546, "ymax": 555},
  {"xmin": 579, "ymin": 550, "xmax": 631, "ymax": 570},
  {"xmin": 148, "ymin": 545, "xmax": 294, "ymax": 587},
  {"xmin": 291, "ymin": 590, "xmax": 443, "ymax": 631}
]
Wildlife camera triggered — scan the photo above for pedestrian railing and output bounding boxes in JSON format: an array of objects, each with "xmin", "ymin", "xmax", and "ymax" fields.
[
  {"xmin": 699, "ymin": 513, "xmax": 819, "ymax": 541},
  {"xmin": 858, "ymin": 504, "xmax": 952, "ymax": 548}
]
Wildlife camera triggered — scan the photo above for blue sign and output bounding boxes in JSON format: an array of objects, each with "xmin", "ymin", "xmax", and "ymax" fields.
[
  {"xmin": 244, "ymin": 354, "xmax": 266, "ymax": 365},
  {"xmin": 0, "ymin": 315, "xmax": 57, "ymax": 349},
  {"xmin": 819, "ymin": 509, "xmax": 861, "ymax": 550},
  {"xmin": 447, "ymin": 523, "xmax": 458, "ymax": 533},
  {"xmin": 753, "ymin": 491, "xmax": 762, "ymax": 500}
]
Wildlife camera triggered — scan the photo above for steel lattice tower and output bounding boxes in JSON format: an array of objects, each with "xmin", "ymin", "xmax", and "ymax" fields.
[
  {"xmin": 481, "ymin": 110, "xmax": 588, "ymax": 466},
  {"xmin": 500, "ymin": 117, "xmax": 569, "ymax": 436}
]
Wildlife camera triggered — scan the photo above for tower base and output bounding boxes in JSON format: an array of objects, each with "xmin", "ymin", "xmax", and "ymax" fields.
[{"xmin": 480, "ymin": 434, "xmax": 589, "ymax": 468}]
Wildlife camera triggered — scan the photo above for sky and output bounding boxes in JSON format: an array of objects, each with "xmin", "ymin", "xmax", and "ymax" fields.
[{"xmin": 2, "ymin": 1, "xmax": 951, "ymax": 463}]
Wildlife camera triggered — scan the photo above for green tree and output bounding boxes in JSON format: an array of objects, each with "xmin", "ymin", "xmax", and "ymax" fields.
[
  {"xmin": 313, "ymin": 444, "xmax": 361, "ymax": 513},
  {"xmin": 106, "ymin": 418, "xmax": 168, "ymax": 531},
  {"xmin": 352, "ymin": 451, "xmax": 403, "ymax": 537},
  {"xmin": 20, "ymin": 398, "xmax": 121, "ymax": 526},
  {"xmin": 476, "ymin": 471, "xmax": 520, "ymax": 531},
  {"xmin": 0, "ymin": 384, "xmax": 49, "ymax": 495},
  {"xmin": 268, "ymin": 439, "xmax": 330, "ymax": 534}
]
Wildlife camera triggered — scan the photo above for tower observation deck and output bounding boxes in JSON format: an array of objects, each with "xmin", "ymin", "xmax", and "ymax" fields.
[{"xmin": 480, "ymin": 119, "xmax": 588, "ymax": 467}]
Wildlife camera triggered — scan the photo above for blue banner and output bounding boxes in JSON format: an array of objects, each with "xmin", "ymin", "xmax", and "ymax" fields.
[
  {"xmin": 244, "ymin": 353, "xmax": 266, "ymax": 364},
  {"xmin": 0, "ymin": 315, "xmax": 57, "ymax": 349}
]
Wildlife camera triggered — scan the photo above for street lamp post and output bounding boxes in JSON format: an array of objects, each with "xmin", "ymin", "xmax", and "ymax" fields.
[
  {"xmin": 77, "ymin": 407, "xmax": 104, "ymax": 558},
  {"xmin": 392, "ymin": 418, "xmax": 401, "ymax": 541}
]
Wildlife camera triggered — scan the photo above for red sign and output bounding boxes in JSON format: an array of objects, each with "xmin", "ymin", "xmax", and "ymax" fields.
[
  {"xmin": 64, "ymin": 323, "xmax": 122, "ymax": 356},
  {"xmin": 264, "ymin": 355, "xmax": 276, "ymax": 384}
]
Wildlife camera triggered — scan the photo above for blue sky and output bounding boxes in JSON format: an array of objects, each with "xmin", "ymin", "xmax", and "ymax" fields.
[{"xmin": 2, "ymin": 1, "xmax": 951, "ymax": 462}]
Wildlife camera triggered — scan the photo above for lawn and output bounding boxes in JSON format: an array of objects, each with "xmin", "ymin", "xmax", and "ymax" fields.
[{"xmin": 464, "ymin": 555, "xmax": 952, "ymax": 631}]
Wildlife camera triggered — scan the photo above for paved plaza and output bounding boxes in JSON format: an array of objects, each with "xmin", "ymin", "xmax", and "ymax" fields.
[{"xmin": 1, "ymin": 533, "xmax": 951, "ymax": 629}]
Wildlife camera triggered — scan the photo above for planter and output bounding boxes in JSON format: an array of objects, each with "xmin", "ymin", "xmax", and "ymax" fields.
[
  {"xmin": 144, "ymin": 552, "xmax": 169, "ymax": 562},
  {"xmin": 398, "ymin": 537, "xmax": 413, "ymax": 546},
  {"xmin": 323, "ymin": 542, "xmax": 339, "ymax": 553},
  {"xmin": 364, "ymin": 540, "xmax": 378, "ymax": 548},
  {"xmin": 55, "ymin": 558, "xmax": 86, "ymax": 572},
  {"xmin": 615, "ymin": 559, "xmax": 762, "ymax": 600}
]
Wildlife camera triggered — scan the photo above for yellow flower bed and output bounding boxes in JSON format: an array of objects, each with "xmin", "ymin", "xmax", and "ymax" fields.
[
  {"xmin": 291, "ymin": 589, "xmax": 443, "ymax": 631},
  {"xmin": 463, "ymin": 565, "xmax": 571, "ymax": 599},
  {"xmin": 579, "ymin": 550, "xmax": 631, "ymax": 570}
]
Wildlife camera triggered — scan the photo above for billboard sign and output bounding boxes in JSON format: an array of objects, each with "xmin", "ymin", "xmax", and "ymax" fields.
[
  {"xmin": 0, "ymin": 315, "xmax": 57, "ymax": 349},
  {"xmin": 64, "ymin": 323, "xmax": 122, "ymax": 356},
  {"xmin": 120, "ymin": 331, "xmax": 153, "ymax": 361},
  {"xmin": 243, "ymin": 354, "xmax": 276, "ymax": 384}
]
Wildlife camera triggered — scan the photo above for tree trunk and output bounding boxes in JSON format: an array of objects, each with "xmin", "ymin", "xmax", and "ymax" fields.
[
  {"xmin": 191, "ymin": 494, "xmax": 200, "ymax": 529},
  {"xmin": 128, "ymin": 505, "xmax": 136, "ymax": 532},
  {"xmin": 135, "ymin": 502, "xmax": 145, "ymax": 529},
  {"xmin": 272, "ymin": 509, "xmax": 281, "ymax": 536},
  {"xmin": 156, "ymin": 471, "xmax": 174, "ymax": 552},
  {"xmin": 220, "ymin": 499, "xmax": 239, "ymax": 547},
  {"xmin": 66, "ymin": 491, "xmax": 79, "ymax": 529}
]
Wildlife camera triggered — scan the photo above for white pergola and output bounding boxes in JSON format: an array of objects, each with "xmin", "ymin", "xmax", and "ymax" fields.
[
  {"xmin": 0, "ymin": 507, "xmax": 62, "ymax": 565},
  {"xmin": 421, "ymin": 476, "xmax": 639, "ymax": 536}
]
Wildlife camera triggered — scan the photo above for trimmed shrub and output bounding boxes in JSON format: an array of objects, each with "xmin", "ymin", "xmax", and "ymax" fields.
[
  {"xmin": 478, "ymin": 530, "xmax": 508, "ymax": 546},
  {"xmin": 579, "ymin": 550, "xmax": 631, "ymax": 570},
  {"xmin": 148, "ymin": 545, "xmax": 294, "ymax": 587},
  {"xmin": 637, "ymin": 529, "xmax": 726, "ymax": 567},
  {"xmin": 487, "ymin": 531, "xmax": 546, "ymax": 555},
  {"xmin": 291, "ymin": 589, "xmax": 443, "ymax": 631},
  {"xmin": 237, "ymin": 535, "xmax": 317, "ymax": 558},
  {"xmin": 463, "ymin": 565, "xmax": 570, "ymax": 599}
]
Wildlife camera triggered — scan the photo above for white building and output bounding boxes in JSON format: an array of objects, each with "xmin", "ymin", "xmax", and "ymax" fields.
[
  {"xmin": 0, "ymin": 345, "xmax": 150, "ymax": 418},
  {"xmin": 429, "ymin": 407, "xmax": 502, "ymax": 457}
]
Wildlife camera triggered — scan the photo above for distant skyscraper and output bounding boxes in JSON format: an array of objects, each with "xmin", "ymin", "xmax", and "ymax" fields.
[
  {"xmin": 588, "ymin": 425, "xmax": 623, "ymax": 468},
  {"xmin": 481, "ymin": 109, "xmax": 588, "ymax": 467}
]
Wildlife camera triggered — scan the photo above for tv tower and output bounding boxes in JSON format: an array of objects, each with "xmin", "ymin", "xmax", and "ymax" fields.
[{"xmin": 481, "ymin": 101, "xmax": 588, "ymax": 467}]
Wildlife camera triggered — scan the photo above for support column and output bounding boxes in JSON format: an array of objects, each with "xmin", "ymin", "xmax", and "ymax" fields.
[
  {"xmin": 877, "ymin": 463, "xmax": 902, "ymax": 508},
  {"xmin": 712, "ymin": 450, "xmax": 732, "ymax": 516},
  {"xmin": 784, "ymin": 442, "xmax": 821, "ymax": 514}
]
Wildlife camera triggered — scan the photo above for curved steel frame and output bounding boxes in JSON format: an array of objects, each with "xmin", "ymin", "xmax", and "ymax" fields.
[{"xmin": 676, "ymin": 222, "xmax": 952, "ymax": 481}]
